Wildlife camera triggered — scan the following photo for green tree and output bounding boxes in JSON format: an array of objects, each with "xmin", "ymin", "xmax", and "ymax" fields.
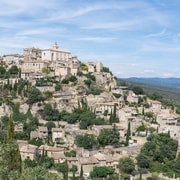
[
  {"xmin": 43, "ymin": 103, "xmax": 60, "ymax": 121},
  {"xmin": 0, "ymin": 66, "xmax": 6, "ymax": 78},
  {"xmin": 8, "ymin": 65, "xmax": 19, "ymax": 75},
  {"xmin": 68, "ymin": 75, "xmax": 77, "ymax": 82},
  {"xmin": 55, "ymin": 162, "xmax": 68, "ymax": 180},
  {"xmin": 136, "ymin": 153, "xmax": 150, "ymax": 169},
  {"xmin": 20, "ymin": 166, "xmax": 61, "ymax": 180},
  {"xmin": 61, "ymin": 78, "xmax": 69, "ymax": 84},
  {"xmin": 65, "ymin": 150, "xmax": 76, "ymax": 157},
  {"xmin": 45, "ymin": 121, "xmax": 56, "ymax": 132},
  {"xmin": 70, "ymin": 165, "xmax": 78, "ymax": 178},
  {"xmin": 42, "ymin": 67, "xmax": 50, "ymax": 74},
  {"xmin": 109, "ymin": 104, "xmax": 119, "ymax": 124},
  {"xmin": 75, "ymin": 134, "xmax": 97, "ymax": 149},
  {"xmin": 101, "ymin": 66, "xmax": 111, "ymax": 74},
  {"xmin": 113, "ymin": 93, "xmax": 121, "ymax": 99},
  {"xmin": 84, "ymin": 79, "xmax": 92, "ymax": 88},
  {"xmin": 131, "ymin": 86, "xmax": 144, "ymax": 95},
  {"xmin": 90, "ymin": 166, "xmax": 114, "ymax": 178},
  {"xmin": 24, "ymin": 158, "xmax": 37, "ymax": 168},
  {"xmin": 98, "ymin": 125, "xmax": 120, "ymax": 147},
  {"xmin": 55, "ymin": 83, "xmax": 61, "ymax": 91},
  {"xmin": 27, "ymin": 87, "xmax": 44, "ymax": 105},
  {"xmin": 80, "ymin": 165, "xmax": 83, "ymax": 180},
  {"xmin": 125, "ymin": 121, "xmax": 131, "ymax": 146},
  {"xmin": 28, "ymin": 138, "xmax": 44, "ymax": 147},
  {"xmin": 119, "ymin": 157, "xmax": 135, "ymax": 174},
  {"xmin": 0, "ymin": 118, "xmax": 22, "ymax": 179}
]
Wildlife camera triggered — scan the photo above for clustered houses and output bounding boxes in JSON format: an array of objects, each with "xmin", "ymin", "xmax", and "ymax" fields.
[
  {"xmin": 0, "ymin": 43, "xmax": 180, "ymax": 177},
  {"xmin": 20, "ymin": 43, "xmax": 80, "ymax": 79},
  {"xmin": 2, "ymin": 54, "xmax": 23, "ymax": 66}
]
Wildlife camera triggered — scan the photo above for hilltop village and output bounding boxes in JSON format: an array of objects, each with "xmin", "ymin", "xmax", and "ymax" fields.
[{"xmin": 0, "ymin": 43, "xmax": 180, "ymax": 179}]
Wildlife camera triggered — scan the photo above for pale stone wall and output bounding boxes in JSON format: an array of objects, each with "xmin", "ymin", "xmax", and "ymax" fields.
[
  {"xmin": 54, "ymin": 66, "xmax": 70, "ymax": 77},
  {"xmin": 21, "ymin": 61, "xmax": 47, "ymax": 73},
  {"xmin": 36, "ymin": 86, "xmax": 55, "ymax": 92},
  {"xmin": 21, "ymin": 152, "xmax": 35, "ymax": 161},
  {"xmin": 52, "ymin": 130, "xmax": 64, "ymax": 142},
  {"xmin": 41, "ymin": 44, "xmax": 71, "ymax": 61},
  {"xmin": 3, "ymin": 54, "xmax": 23, "ymax": 65}
]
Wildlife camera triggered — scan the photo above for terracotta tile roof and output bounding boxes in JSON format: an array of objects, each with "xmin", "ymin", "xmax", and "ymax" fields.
[
  {"xmin": 51, "ymin": 152, "xmax": 66, "ymax": 160},
  {"xmin": 39, "ymin": 145, "xmax": 64, "ymax": 152},
  {"xmin": 20, "ymin": 144, "xmax": 38, "ymax": 154},
  {"xmin": 79, "ymin": 157, "xmax": 98, "ymax": 165}
]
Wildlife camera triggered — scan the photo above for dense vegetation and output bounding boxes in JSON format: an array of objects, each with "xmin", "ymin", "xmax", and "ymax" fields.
[{"xmin": 138, "ymin": 133, "xmax": 179, "ymax": 178}]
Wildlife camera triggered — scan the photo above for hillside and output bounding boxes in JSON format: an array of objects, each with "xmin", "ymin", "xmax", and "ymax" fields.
[
  {"xmin": 124, "ymin": 77, "xmax": 180, "ymax": 89},
  {"xmin": 118, "ymin": 78, "xmax": 180, "ymax": 105}
]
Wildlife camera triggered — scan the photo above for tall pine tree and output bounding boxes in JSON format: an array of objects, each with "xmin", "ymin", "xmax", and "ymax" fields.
[
  {"xmin": 0, "ymin": 117, "xmax": 22, "ymax": 179},
  {"xmin": 125, "ymin": 121, "xmax": 131, "ymax": 146},
  {"xmin": 109, "ymin": 104, "xmax": 119, "ymax": 124}
]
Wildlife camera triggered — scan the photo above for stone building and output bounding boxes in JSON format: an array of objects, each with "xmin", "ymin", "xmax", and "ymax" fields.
[
  {"xmin": 23, "ymin": 47, "xmax": 41, "ymax": 61},
  {"xmin": 41, "ymin": 43, "xmax": 71, "ymax": 62},
  {"xmin": 52, "ymin": 127, "xmax": 65, "ymax": 143},
  {"xmin": 17, "ymin": 140, "xmax": 38, "ymax": 160},
  {"xmin": 2, "ymin": 54, "xmax": 23, "ymax": 65}
]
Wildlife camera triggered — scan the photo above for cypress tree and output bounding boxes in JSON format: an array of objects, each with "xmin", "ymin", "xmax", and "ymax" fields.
[
  {"xmin": 109, "ymin": 109, "xmax": 113, "ymax": 124},
  {"xmin": 125, "ymin": 121, "xmax": 131, "ymax": 146},
  {"xmin": 0, "ymin": 118, "xmax": 22, "ymax": 179},
  {"xmin": 109, "ymin": 104, "xmax": 119, "ymax": 124},
  {"xmin": 80, "ymin": 165, "xmax": 83, "ymax": 179},
  {"xmin": 142, "ymin": 106, "xmax": 144, "ymax": 115},
  {"xmin": 6, "ymin": 117, "xmax": 15, "ymax": 141}
]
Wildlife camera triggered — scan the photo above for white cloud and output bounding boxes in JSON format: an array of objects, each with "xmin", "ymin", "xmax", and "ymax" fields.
[
  {"xmin": 82, "ymin": 20, "xmax": 143, "ymax": 30},
  {"xmin": 145, "ymin": 28, "xmax": 167, "ymax": 38},
  {"xmin": 16, "ymin": 27, "xmax": 66, "ymax": 36},
  {"xmin": 75, "ymin": 37, "xmax": 117, "ymax": 43},
  {"xmin": 46, "ymin": 1, "xmax": 141, "ymax": 21}
]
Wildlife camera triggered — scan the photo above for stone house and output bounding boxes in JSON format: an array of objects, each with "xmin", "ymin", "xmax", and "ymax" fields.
[
  {"xmin": 2, "ymin": 54, "xmax": 23, "ymax": 65},
  {"xmin": 17, "ymin": 140, "xmax": 38, "ymax": 160},
  {"xmin": 91, "ymin": 124, "xmax": 122, "ymax": 136},
  {"xmin": 21, "ymin": 60, "xmax": 48, "ymax": 79},
  {"xmin": 79, "ymin": 157, "xmax": 99, "ymax": 174},
  {"xmin": 86, "ymin": 62, "xmax": 103, "ymax": 73},
  {"xmin": 38, "ymin": 126, "xmax": 48, "ymax": 138},
  {"xmin": 41, "ymin": 43, "xmax": 71, "ymax": 62},
  {"xmin": 23, "ymin": 47, "xmax": 42, "ymax": 61},
  {"xmin": 92, "ymin": 152, "xmax": 113, "ymax": 166},
  {"xmin": 148, "ymin": 100, "xmax": 162, "ymax": 109},
  {"xmin": 38, "ymin": 145, "xmax": 65, "ymax": 162},
  {"xmin": 52, "ymin": 127, "xmax": 65, "ymax": 143},
  {"xmin": 95, "ymin": 101, "xmax": 119, "ymax": 116},
  {"xmin": 76, "ymin": 147, "xmax": 90, "ymax": 158},
  {"xmin": 68, "ymin": 56, "xmax": 80, "ymax": 76},
  {"xmin": 54, "ymin": 64, "xmax": 70, "ymax": 77},
  {"xmin": 51, "ymin": 151, "xmax": 66, "ymax": 163},
  {"xmin": 66, "ymin": 157, "xmax": 79, "ymax": 169},
  {"xmin": 30, "ymin": 126, "xmax": 48, "ymax": 139},
  {"xmin": 127, "ymin": 90, "xmax": 139, "ymax": 103}
]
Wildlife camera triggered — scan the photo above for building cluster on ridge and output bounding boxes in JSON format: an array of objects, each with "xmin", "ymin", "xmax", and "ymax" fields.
[
  {"xmin": 1, "ymin": 43, "xmax": 103, "ymax": 80},
  {"xmin": 0, "ymin": 43, "xmax": 179, "ymax": 178}
]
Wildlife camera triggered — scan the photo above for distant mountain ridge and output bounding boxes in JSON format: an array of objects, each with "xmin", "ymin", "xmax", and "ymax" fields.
[{"xmin": 123, "ymin": 77, "xmax": 180, "ymax": 89}]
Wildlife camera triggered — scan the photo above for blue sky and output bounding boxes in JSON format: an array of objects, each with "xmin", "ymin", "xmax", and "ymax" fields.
[{"xmin": 0, "ymin": 0, "xmax": 180, "ymax": 77}]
